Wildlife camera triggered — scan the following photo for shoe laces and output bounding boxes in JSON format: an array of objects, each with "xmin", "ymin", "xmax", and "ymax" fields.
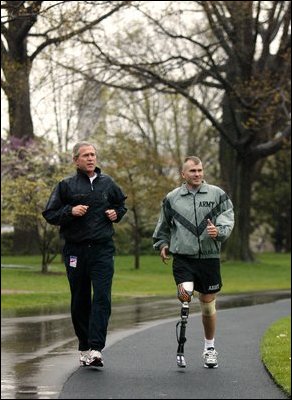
[{"xmin": 203, "ymin": 347, "xmax": 218, "ymax": 357}]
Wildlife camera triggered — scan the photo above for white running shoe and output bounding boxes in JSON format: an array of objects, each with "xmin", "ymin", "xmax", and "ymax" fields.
[
  {"xmin": 79, "ymin": 350, "xmax": 90, "ymax": 366},
  {"xmin": 202, "ymin": 347, "xmax": 218, "ymax": 368},
  {"xmin": 86, "ymin": 350, "xmax": 104, "ymax": 367}
]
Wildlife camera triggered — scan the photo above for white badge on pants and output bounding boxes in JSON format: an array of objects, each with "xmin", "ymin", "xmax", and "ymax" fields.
[{"xmin": 69, "ymin": 256, "xmax": 77, "ymax": 268}]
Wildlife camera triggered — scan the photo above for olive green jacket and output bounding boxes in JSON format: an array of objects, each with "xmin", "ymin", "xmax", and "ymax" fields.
[{"xmin": 152, "ymin": 182, "xmax": 234, "ymax": 258}]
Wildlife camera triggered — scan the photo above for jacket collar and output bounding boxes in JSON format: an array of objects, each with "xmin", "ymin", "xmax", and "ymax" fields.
[
  {"xmin": 180, "ymin": 181, "xmax": 208, "ymax": 195},
  {"xmin": 77, "ymin": 166, "xmax": 101, "ymax": 178}
]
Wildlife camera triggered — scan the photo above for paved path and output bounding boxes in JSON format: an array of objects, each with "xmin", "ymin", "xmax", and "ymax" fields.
[{"xmin": 59, "ymin": 298, "xmax": 290, "ymax": 399}]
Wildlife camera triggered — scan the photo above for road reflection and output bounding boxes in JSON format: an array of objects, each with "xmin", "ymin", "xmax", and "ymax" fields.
[{"xmin": 1, "ymin": 291, "xmax": 290, "ymax": 399}]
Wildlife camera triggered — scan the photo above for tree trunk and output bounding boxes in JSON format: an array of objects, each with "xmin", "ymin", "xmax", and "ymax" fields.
[
  {"xmin": 41, "ymin": 260, "xmax": 49, "ymax": 274},
  {"xmin": 133, "ymin": 226, "xmax": 140, "ymax": 270},
  {"xmin": 132, "ymin": 208, "xmax": 141, "ymax": 269},
  {"xmin": 220, "ymin": 138, "xmax": 255, "ymax": 261},
  {"xmin": 5, "ymin": 53, "xmax": 34, "ymax": 139},
  {"xmin": 220, "ymin": 95, "xmax": 255, "ymax": 261},
  {"xmin": 1, "ymin": 1, "xmax": 35, "ymax": 140},
  {"xmin": 39, "ymin": 225, "xmax": 59, "ymax": 273}
]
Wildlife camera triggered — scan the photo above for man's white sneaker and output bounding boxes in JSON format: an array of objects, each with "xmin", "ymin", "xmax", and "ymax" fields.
[
  {"xmin": 202, "ymin": 347, "xmax": 218, "ymax": 368},
  {"xmin": 79, "ymin": 350, "xmax": 90, "ymax": 366},
  {"xmin": 85, "ymin": 350, "xmax": 104, "ymax": 367}
]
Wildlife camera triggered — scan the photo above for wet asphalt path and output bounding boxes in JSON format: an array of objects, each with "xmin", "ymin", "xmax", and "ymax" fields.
[{"xmin": 59, "ymin": 298, "xmax": 290, "ymax": 399}]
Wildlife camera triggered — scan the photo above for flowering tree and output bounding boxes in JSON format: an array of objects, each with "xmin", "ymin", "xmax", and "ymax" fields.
[{"xmin": 1, "ymin": 137, "xmax": 73, "ymax": 272}]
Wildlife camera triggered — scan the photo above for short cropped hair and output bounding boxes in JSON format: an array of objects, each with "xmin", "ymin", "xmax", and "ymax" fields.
[
  {"xmin": 183, "ymin": 156, "xmax": 202, "ymax": 165},
  {"xmin": 72, "ymin": 142, "xmax": 97, "ymax": 159}
]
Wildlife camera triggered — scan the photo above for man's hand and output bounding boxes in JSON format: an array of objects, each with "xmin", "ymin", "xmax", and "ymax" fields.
[
  {"xmin": 160, "ymin": 246, "xmax": 170, "ymax": 264},
  {"xmin": 72, "ymin": 205, "xmax": 89, "ymax": 217},
  {"xmin": 105, "ymin": 209, "xmax": 117, "ymax": 221},
  {"xmin": 207, "ymin": 219, "xmax": 218, "ymax": 238}
]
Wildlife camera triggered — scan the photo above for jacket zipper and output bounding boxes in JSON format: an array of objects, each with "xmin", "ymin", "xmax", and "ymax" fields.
[
  {"xmin": 88, "ymin": 176, "xmax": 94, "ymax": 191},
  {"xmin": 193, "ymin": 192, "xmax": 202, "ymax": 258}
]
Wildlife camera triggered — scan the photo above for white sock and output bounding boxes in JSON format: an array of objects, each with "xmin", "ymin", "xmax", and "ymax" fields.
[{"xmin": 204, "ymin": 338, "xmax": 215, "ymax": 350}]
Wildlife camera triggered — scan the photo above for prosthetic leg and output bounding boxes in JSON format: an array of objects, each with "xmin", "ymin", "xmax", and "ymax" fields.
[
  {"xmin": 175, "ymin": 282, "xmax": 193, "ymax": 368},
  {"xmin": 176, "ymin": 301, "xmax": 189, "ymax": 367}
]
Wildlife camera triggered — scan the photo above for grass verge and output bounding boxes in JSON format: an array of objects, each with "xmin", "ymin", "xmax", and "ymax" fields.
[{"xmin": 261, "ymin": 316, "xmax": 291, "ymax": 396}]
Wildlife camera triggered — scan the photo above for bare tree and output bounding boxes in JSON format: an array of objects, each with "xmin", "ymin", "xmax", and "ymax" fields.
[{"xmin": 1, "ymin": 0, "xmax": 129, "ymax": 140}]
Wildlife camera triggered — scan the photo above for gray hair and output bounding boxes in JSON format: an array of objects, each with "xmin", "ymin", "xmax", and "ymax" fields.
[{"xmin": 72, "ymin": 142, "xmax": 97, "ymax": 159}]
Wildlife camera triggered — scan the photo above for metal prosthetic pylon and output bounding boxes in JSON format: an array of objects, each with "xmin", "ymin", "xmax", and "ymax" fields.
[{"xmin": 176, "ymin": 301, "xmax": 189, "ymax": 367}]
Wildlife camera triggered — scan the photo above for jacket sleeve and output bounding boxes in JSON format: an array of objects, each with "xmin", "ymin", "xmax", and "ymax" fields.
[
  {"xmin": 152, "ymin": 199, "xmax": 171, "ymax": 251},
  {"xmin": 215, "ymin": 196, "xmax": 235, "ymax": 242},
  {"xmin": 109, "ymin": 183, "xmax": 127, "ymax": 223},
  {"xmin": 42, "ymin": 181, "xmax": 75, "ymax": 226}
]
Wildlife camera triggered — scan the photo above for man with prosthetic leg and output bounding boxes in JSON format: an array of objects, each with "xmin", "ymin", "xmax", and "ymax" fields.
[
  {"xmin": 153, "ymin": 156, "xmax": 234, "ymax": 369},
  {"xmin": 176, "ymin": 282, "xmax": 218, "ymax": 368}
]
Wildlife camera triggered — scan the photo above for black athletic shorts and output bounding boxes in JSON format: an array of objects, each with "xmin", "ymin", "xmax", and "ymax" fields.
[{"xmin": 172, "ymin": 254, "xmax": 222, "ymax": 294}]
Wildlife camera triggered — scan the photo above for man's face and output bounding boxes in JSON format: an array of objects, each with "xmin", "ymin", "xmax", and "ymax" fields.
[
  {"xmin": 74, "ymin": 145, "xmax": 97, "ymax": 176},
  {"xmin": 181, "ymin": 160, "xmax": 204, "ymax": 188}
]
